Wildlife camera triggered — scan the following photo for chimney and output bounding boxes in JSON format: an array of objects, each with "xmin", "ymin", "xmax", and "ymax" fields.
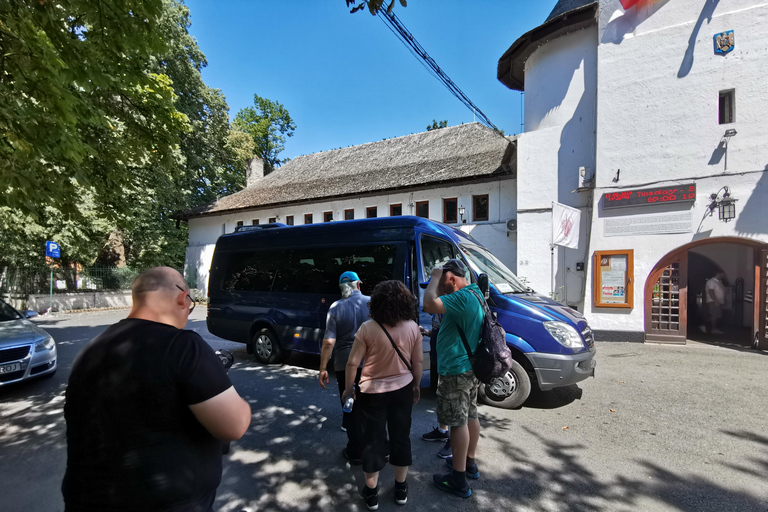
[{"xmin": 246, "ymin": 157, "xmax": 264, "ymax": 188}]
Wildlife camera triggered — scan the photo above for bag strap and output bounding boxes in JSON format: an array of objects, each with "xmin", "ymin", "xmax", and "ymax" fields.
[
  {"xmin": 375, "ymin": 320, "xmax": 412, "ymax": 372},
  {"xmin": 457, "ymin": 324, "xmax": 473, "ymax": 358},
  {"xmin": 467, "ymin": 288, "xmax": 490, "ymax": 315}
]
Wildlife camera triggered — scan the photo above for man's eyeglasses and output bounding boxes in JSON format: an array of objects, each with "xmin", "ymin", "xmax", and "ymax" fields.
[{"xmin": 176, "ymin": 284, "xmax": 196, "ymax": 314}]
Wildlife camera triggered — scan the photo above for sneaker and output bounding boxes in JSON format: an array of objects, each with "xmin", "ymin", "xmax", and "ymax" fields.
[
  {"xmin": 433, "ymin": 471, "xmax": 471, "ymax": 498},
  {"xmin": 422, "ymin": 427, "xmax": 450, "ymax": 442},
  {"xmin": 342, "ymin": 448, "xmax": 362, "ymax": 466},
  {"xmin": 437, "ymin": 439, "xmax": 452, "ymax": 459},
  {"xmin": 361, "ymin": 485, "xmax": 379, "ymax": 510},
  {"xmin": 394, "ymin": 480, "xmax": 408, "ymax": 505},
  {"xmin": 445, "ymin": 456, "xmax": 480, "ymax": 479}
]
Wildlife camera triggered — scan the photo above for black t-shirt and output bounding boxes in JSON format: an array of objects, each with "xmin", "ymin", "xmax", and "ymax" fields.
[{"xmin": 62, "ymin": 319, "xmax": 233, "ymax": 512}]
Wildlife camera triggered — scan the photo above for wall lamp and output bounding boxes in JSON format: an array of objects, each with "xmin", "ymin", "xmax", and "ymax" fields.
[
  {"xmin": 722, "ymin": 129, "xmax": 737, "ymax": 173},
  {"xmin": 708, "ymin": 186, "xmax": 737, "ymax": 222},
  {"xmin": 459, "ymin": 205, "xmax": 466, "ymax": 223}
]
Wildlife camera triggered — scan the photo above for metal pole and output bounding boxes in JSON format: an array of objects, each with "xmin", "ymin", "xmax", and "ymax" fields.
[
  {"xmin": 49, "ymin": 265, "xmax": 53, "ymax": 313},
  {"xmin": 563, "ymin": 248, "xmax": 567, "ymax": 305},
  {"xmin": 550, "ymin": 244, "xmax": 555, "ymax": 297}
]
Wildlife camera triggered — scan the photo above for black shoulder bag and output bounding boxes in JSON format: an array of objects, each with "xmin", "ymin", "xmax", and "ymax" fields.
[{"xmin": 375, "ymin": 320, "xmax": 412, "ymax": 372}]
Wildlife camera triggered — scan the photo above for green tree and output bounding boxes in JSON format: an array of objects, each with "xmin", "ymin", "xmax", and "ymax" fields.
[
  {"xmin": 234, "ymin": 95, "xmax": 296, "ymax": 175},
  {"xmin": 0, "ymin": 0, "xmax": 188, "ymax": 222},
  {"xmin": 427, "ymin": 119, "xmax": 448, "ymax": 131}
]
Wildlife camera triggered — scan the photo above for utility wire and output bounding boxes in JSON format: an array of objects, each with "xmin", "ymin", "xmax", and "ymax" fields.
[{"xmin": 376, "ymin": 10, "xmax": 504, "ymax": 136}]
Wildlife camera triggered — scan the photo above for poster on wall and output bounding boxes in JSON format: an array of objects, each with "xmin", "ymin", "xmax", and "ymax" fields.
[{"xmin": 598, "ymin": 254, "xmax": 630, "ymax": 305}]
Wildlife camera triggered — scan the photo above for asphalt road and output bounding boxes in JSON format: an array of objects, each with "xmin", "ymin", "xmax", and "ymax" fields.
[{"xmin": 1, "ymin": 308, "xmax": 767, "ymax": 512}]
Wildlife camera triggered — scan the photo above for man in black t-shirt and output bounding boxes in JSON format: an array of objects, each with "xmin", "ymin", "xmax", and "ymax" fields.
[{"xmin": 62, "ymin": 267, "xmax": 251, "ymax": 512}]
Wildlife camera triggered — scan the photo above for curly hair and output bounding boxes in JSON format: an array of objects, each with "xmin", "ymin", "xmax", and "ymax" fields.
[{"xmin": 368, "ymin": 280, "xmax": 418, "ymax": 326}]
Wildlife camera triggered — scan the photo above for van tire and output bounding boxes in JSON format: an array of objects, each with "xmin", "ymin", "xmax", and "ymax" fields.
[
  {"xmin": 478, "ymin": 360, "xmax": 531, "ymax": 409},
  {"xmin": 252, "ymin": 328, "xmax": 287, "ymax": 364}
]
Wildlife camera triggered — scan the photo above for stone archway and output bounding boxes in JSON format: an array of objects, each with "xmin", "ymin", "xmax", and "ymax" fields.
[{"xmin": 644, "ymin": 237, "xmax": 768, "ymax": 345}]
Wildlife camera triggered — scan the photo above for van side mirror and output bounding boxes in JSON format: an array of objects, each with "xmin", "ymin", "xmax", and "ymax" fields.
[
  {"xmin": 477, "ymin": 273, "xmax": 489, "ymax": 298},
  {"xmin": 25, "ymin": 310, "xmax": 38, "ymax": 319}
]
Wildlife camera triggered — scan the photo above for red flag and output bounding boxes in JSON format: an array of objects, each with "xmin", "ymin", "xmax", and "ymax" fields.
[{"xmin": 620, "ymin": 0, "xmax": 641, "ymax": 8}]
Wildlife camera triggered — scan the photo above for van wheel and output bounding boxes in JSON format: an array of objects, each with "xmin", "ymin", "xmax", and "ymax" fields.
[
  {"xmin": 252, "ymin": 328, "xmax": 288, "ymax": 364},
  {"xmin": 478, "ymin": 360, "xmax": 531, "ymax": 409}
]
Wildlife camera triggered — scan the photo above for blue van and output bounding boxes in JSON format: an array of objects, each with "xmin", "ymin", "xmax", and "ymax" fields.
[{"xmin": 206, "ymin": 216, "xmax": 595, "ymax": 409}]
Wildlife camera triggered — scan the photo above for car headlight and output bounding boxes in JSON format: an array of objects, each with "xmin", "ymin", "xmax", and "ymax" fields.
[
  {"xmin": 35, "ymin": 335, "xmax": 55, "ymax": 352},
  {"xmin": 543, "ymin": 321, "xmax": 584, "ymax": 349}
]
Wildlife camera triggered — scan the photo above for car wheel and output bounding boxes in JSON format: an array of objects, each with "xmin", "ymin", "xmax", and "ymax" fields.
[
  {"xmin": 252, "ymin": 328, "xmax": 288, "ymax": 364},
  {"xmin": 478, "ymin": 360, "xmax": 531, "ymax": 409}
]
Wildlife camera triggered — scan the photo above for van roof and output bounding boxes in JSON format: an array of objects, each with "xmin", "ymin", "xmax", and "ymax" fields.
[{"xmin": 216, "ymin": 216, "xmax": 476, "ymax": 250}]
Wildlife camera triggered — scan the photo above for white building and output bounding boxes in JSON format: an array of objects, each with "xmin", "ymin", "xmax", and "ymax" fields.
[
  {"xmin": 498, "ymin": 0, "xmax": 768, "ymax": 346},
  {"xmin": 180, "ymin": 123, "xmax": 518, "ymax": 296}
]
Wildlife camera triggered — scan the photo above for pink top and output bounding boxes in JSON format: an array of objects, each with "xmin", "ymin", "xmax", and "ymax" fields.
[{"xmin": 355, "ymin": 319, "xmax": 421, "ymax": 394}]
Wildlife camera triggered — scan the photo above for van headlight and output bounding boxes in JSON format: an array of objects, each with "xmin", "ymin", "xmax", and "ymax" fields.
[
  {"xmin": 35, "ymin": 335, "xmax": 55, "ymax": 352},
  {"xmin": 543, "ymin": 321, "xmax": 584, "ymax": 349}
]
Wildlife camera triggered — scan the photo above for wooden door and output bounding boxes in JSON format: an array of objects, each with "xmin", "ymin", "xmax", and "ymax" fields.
[
  {"xmin": 754, "ymin": 249, "xmax": 768, "ymax": 350},
  {"xmin": 645, "ymin": 253, "xmax": 688, "ymax": 343}
]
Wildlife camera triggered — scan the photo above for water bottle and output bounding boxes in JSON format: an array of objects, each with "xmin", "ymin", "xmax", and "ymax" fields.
[{"xmin": 343, "ymin": 392, "xmax": 354, "ymax": 413}]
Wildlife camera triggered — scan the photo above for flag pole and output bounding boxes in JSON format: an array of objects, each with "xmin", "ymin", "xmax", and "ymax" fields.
[{"xmin": 550, "ymin": 202, "xmax": 554, "ymax": 297}]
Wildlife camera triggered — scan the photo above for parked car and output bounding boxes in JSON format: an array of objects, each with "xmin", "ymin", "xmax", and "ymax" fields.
[
  {"xmin": 206, "ymin": 216, "xmax": 595, "ymax": 409},
  {"xmin": 0, "ymin": 298, "xmax": 57, "ymax": 386}
]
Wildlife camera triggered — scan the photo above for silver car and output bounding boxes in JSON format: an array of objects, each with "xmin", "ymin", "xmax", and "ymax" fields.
[{"xmin": 0, "ymin": 298, "xmax": 57, "ymax": 386}]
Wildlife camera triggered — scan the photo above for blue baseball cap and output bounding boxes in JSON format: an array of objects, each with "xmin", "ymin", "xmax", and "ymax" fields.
[{"xmin": 339, "ymin": 271, "xmax": 360, "ymax": 283}]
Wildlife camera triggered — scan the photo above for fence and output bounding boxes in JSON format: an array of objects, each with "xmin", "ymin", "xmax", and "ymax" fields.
[{"xmin": 0, "ymin": 266, "xmax": 142, "ymax": 299}]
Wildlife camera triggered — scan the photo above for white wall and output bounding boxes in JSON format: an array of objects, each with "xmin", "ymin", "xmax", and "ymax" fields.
[
  {"xmin": 516, "ymin": 25, "xmax": 598, "ymax": 303},
  {"xmin": 582, "ymin": 0, "xmax": 768, "ymax": 333},
  {"xmin": 186, "ymin": 180, "xmax": 517, "ymax": 294}
]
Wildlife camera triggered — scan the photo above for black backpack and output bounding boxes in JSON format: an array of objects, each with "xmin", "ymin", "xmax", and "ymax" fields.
[{"xmin": 456, "ymin": 288, "xmax": 513, "ymax": 384}]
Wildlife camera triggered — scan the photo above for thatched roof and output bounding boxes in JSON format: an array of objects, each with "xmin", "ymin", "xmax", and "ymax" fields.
[
  {"xmin": 497, "ymin": 0, "xmax": 598, "ymax": 91},
  {"xmin": 179, "ymin": 123, "xmax": 515, "ymax": 220}
]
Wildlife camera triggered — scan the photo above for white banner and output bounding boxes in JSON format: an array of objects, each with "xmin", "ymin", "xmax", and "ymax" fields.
[{"xmin": 552, "ymin": 202, "xmax": 581, "ymax": 249}]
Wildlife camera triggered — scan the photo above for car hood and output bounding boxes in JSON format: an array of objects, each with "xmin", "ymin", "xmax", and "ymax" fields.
[
  {"xmin": 0, "ymin": 319, "xmax": 50, "ymax": 347},
  {"xmin": 501, "ymin": 292, "xmax": 588, "ymax": 329}
]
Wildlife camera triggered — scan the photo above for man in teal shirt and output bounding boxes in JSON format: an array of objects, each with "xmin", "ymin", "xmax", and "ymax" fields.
[{"xmin": 423, "ymin": 259, "xmax": 483, "ymax": 498}]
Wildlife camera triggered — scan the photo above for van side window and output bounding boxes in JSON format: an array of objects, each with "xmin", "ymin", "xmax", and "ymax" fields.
[
  {"xmin": 225, "ymin": 245, "xmax": 399, "ymax": 295},
  {"xmin": 420, "ymin": 236, "xmax": 455, "ymax": 280}
]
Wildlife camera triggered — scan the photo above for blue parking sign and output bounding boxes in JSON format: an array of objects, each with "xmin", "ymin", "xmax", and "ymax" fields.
[{"xmin": 45, "ymin": 241, "xmax": 60, "ymax": 258}]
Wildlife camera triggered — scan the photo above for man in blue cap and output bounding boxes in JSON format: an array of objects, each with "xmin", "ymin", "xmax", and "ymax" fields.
[{"xmin": 319, "ymin": 270, "xmax": 370, "ymax": 465}]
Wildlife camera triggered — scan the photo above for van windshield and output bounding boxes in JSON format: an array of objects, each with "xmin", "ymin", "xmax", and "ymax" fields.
[{"xmin": 459, "ymin": 244, "xmax": 531, "ymax": 294}]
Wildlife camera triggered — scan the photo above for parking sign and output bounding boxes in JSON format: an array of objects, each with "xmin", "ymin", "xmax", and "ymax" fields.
[{"xmin": 45, "ymin": 241, "xmax": 60, "ymax": 258}]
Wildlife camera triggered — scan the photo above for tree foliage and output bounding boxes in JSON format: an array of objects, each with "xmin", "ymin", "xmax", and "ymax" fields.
[
  {"xmin": 427, "ymin": 119, "xmax": 448, "ymax": 131},
  {"xmin": 0, "ymin": 0, "xmax": 256, "ymax": 269},
  {"xmin": 234, "ymin": 95, "xmax": 296, "ymax": 175},
  {"xmin": 347, "ymin": 0, "xmax": 407, "ymax": 15}
]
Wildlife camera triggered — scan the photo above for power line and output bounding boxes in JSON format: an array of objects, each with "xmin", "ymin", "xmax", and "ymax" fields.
[{"xmin": 376, "ymin": 10, "xmax": 503, "ymax": 135}]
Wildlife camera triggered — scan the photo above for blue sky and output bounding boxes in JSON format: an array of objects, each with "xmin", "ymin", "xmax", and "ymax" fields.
[{"xmin": 184, "ymin": 0, "xmax": 559, "ymax": 159}]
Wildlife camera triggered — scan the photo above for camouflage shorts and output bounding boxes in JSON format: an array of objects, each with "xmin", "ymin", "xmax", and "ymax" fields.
[{"xmin": 436, "ymin": 370, "xmax": 480, "ymax": 427}]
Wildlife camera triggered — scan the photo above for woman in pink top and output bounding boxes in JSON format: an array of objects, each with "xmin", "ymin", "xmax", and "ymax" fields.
[{"xmin": 342, "ymin": 280, "xmax": 423, "ymax": 510}]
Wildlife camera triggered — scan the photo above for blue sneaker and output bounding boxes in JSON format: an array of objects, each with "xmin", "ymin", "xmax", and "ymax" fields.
[
  {"xmin": 445, "ymin": 457, "xmax": 480, "ymax": 479},
  {"xmin": 433, "ymin": 471, "xmax": 471, "ymax": 498}
]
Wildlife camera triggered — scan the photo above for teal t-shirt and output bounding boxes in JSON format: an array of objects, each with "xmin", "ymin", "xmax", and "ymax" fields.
[{"xmin": 436, "ymin": 283, "xmax": 484, "ymax": 376}]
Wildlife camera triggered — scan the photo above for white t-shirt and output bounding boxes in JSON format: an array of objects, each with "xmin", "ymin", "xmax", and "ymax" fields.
[{"xmin": 705, "ymin": 277, "xmax": 725, "ymax": 305}]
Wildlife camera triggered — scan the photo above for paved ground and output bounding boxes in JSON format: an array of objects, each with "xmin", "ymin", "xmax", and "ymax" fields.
[{"xmin": 1, "ymin": 308, "xmax": 767, "ymax": 512}]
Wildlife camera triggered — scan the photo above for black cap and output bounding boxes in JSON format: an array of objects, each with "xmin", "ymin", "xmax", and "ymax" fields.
[{"xmin": 442, "ymin": 259, "xmax": 466, "ymax": 278}]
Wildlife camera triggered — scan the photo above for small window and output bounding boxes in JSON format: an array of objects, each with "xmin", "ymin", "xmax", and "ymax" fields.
[
  {"xmin": 345, "ymin": 209, "xmax": 355, "ymax": 220},
  {"xmin": 443, "ymin": 198, "xmax": 457, "ymax": 224},
  {"xmin": 366, "ymin": 207, "xmax": 377, "ymax": 219},
  {"xmin": 420, "ymin": 236, "xmax": 456, "ymax": 281},
  {"xmin": 252, "ymin": 219, "xmax": 259, "ymax": 225},
  {"xmin": 285, "ymin": 215, "xmax": 294, "ymax": 226},
  {"xmin": 416, "ymin": 201, "xmax": 429, "ymax": 218},
  {"xmin": 719, "ymin": 89, "xmax": 735, "ymax": 124},
  {"xmin": 269, "ymin": 217, "xmax": 276, "ymax": 224},
  {"xmin": 324, "ymin": 211, "xmax": 333, "ymax": 222},
  {"xmin": 473, "ymin": 195, "xmax": 489, "ymax": 222},
  {"xmin": 390, "ymin": 204, "xmax": 402, "ymax": 216},
  {"xmin": 236, "ymin": 220, "xmax": 244, "ymax": 228},
  {"xmin": 304, "ymin": 213, "xmax": 313, "ymax": 224}
]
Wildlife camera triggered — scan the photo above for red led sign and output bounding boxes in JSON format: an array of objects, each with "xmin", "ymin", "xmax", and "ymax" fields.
[{"xmin": 603, "ymin": 183, "xmax": 696, "ymax": 209}]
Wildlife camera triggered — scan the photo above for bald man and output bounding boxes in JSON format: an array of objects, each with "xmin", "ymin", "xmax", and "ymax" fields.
[{"xmin": 62, "ymin": 267, "xmax": 251, "ymax": 512}]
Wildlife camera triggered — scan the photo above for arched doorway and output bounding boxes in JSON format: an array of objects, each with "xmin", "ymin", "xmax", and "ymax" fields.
[{"xmin": 644, "ymin": 237, "xmax": 768, "ymax": 348}]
